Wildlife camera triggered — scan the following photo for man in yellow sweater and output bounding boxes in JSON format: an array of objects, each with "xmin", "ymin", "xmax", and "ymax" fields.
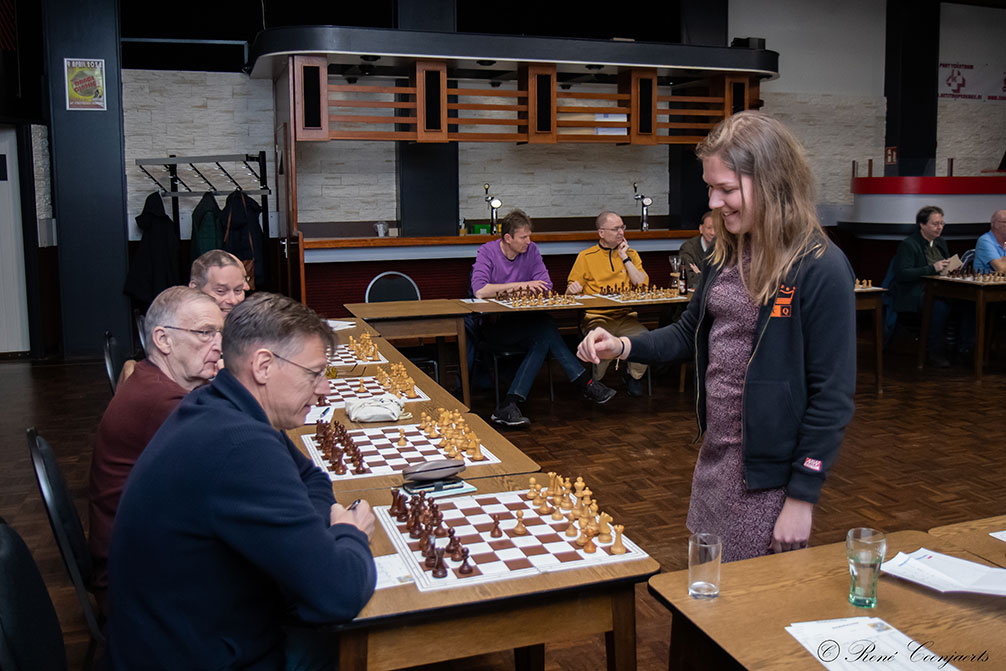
[{"xmin": 567, "ymin": 211, "xmax": 649, "ymax": 396}]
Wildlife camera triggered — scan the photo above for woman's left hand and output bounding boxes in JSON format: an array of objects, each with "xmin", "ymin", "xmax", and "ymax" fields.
[{"xmin": 770, "ymin": 497, "xmax": 814, "ymax": 553}]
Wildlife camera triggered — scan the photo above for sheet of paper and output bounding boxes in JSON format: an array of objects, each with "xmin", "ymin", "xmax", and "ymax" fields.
[
  {"xmin": 303, "ymin": 405, "xmax": 333, "ymax": 424},
  {"xmin": 786, "ymin": 617, "xmax": 959, "ymax": 670},
  {"xmin": 945, "ymin": 254, "xmax": 962, "ymax": 272},
  {"xmin": 881, "ymin": 548, "xmax": 1006, "ymax": 596},
  {"xmin": 327, "ymin": 320, "xmax": 357, "ymax": 331},
  {"xmin": 373, "ymin": 554, "xmax": 414, "ymax": 590},
  {"xmin": 459, "ymin": 298, "xmax": 487, "ymax": 303},
  {"xmin": 990, "ymin": 530, "xmax": 1006, "ymax": 543}
]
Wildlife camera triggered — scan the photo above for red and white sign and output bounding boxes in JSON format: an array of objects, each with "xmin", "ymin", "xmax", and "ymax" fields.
[{"xmin": 938, "ymin": 62, "xmax": 1006, "ymax": 102}]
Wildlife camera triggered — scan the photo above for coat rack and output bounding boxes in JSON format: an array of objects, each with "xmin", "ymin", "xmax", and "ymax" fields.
[{"xmin": 134, "ymin": 152, "xmax": 271, "ymax": 238}]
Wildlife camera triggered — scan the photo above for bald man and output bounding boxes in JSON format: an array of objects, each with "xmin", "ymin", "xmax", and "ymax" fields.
[{"xmin": 974, "ymin": 210, "xmax": 1006, "ymax": 273}]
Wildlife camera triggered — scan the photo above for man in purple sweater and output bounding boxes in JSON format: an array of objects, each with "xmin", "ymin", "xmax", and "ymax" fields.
[{"xmin": 472, "ymin": 209, "xmax": 615, "ymax": 426}]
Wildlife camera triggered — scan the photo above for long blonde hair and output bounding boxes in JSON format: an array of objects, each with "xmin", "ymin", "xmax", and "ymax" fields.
[{"xmin": 696, "ymin": 111, "xmax": 826, "ymax": 305}]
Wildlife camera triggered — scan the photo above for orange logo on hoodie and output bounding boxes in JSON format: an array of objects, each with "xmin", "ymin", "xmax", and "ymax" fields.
[{"xmin": 770, "ymin": 284, "xmax": 795, "ymax": 318}]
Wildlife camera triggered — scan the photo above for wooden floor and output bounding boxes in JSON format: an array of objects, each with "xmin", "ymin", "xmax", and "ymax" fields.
[{"xmin": 2, "ymin": 340, "xmax": 1005, "ymax": 671}]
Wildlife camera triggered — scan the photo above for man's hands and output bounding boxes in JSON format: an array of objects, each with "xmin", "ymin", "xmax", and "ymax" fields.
[
  {"xmin": 577, "ymin": 328, "xmax": 627, "ymax": 364},
  {"xmin": 567, "ymin": 280, "xmax": 583, "ymax": 295},
  {"xmin": 688, "ymin": 262, "xmax": 701, "ymax": 275},
  {"xmin": 933, "ymin": 258, "xmax": 951, "ymax": 273},
  {"xmin": 770, "ymin": 497, "xmax": 813, "ymax": 554},
  {"xmin": 616, "ymin": 240, "xmax": 630, "ymax": 260},
  {"xmin": 330, "ymin": 500, "xmax": 375, "ymax": 540}
]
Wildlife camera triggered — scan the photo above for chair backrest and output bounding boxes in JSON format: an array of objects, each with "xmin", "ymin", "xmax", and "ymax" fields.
[
  {"xmin": 0, "ymin": 518, "xmax": 68, "ymax": 671},
  {"xmin": 26, "ymin": 429, "xmax": 104, "ymax": 644},
  {"xmin": 960, "ymin": 248, "xmax": 975, "ymax": 272},
  {"xmin": 365, "ymin": 271, "xmax": 421, "ymax": 303},
  {"xmin": 134, "ymin": 310, "xmax": 147, "ymax": 354},
  {"xmin": 103, "ymin": 331, "xmax": 119, "ymax": 394}
]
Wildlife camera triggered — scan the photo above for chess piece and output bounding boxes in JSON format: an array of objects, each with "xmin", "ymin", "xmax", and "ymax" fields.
[
  {"xmin": 597, "ymin": 512, "xmax": 613, "ymax": 543},
  {"xmin": 564, "ymin": 514, "xmax": 578, "ymax": 538},
  {"xmin": 457, "ymin": 548, "xmax": 473, "ymax": 575},
  {"xmin": 583, "ymin": 529, "xmax": 597, "ymax": 554},
  {"xmin": 525, "ymin": 477, "xmax": 537, "ymax": 500},
  {"xmin": 610, "ymin": 524, "xmax": 627, "ymax": 554},
  {"xmin": 397, "ymin": 428, "xmax": 407, "ymax": 447},
  {"xmin": 357, "ymin": 378, "xmax": 366, "ymax": 394},
  {"xmin": 512, "ymin": 510, "xmax": 528, "ymax": 536},
  {"xmin": 431, "ymin": 547, "xmax": 448, "ymax": 579},
  {"xmin": 445, "ymin": 528, "xmax": 459, "ymax": 553},
  {"xmin": 450, "ymin": 540, "xmax": 466, "ymax": 562},
  {"xmin": 490, "ymin": 514, "xmax": 502, "ymax": 538}
]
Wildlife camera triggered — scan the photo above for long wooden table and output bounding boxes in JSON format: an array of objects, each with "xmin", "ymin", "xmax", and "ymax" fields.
[
  {"xmin": 648, "ymin": 530, "xmax": 1006, "ymax": 670},
  {"xmin": 291, "ymin": 334, "xmax": 539, "ymax": 495},
  {"xmin": 917, "ymin": 276, "xmax": 1006, "ymax": 380},
  {"xmin": 930, "ymin": 516, "xmax": 1006, "ymax": 568},
  {"xmin": 855, "ymin": 287, "xmax": 886, "ymax": 394},
  {"xmin": 346, "ymin": 300, "xmax": 474, "ymax": 406},
  {"xmin": 329, "ymin": 477, "xmax": 661, "ymax": 671}
]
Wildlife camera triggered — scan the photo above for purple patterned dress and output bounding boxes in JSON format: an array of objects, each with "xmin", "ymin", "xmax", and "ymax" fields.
[{"xmin": 685, "ymin": 262, "xmax": 787, "ymax": 562}]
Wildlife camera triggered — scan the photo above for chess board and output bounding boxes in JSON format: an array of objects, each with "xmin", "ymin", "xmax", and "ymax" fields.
[
  {"xmin": 592, "ymin": 291, "xmax": 679, "ymax": 304},
  {"xmin": 376, "ymin": 491, "xmax": 647, "ymax": 592},
  {"xmin": 942, "ymin": 276, "xmax": 1006, "ymax": 285},
  {"xmin": 327, "ymin": 344, "xmax": 388, "ymax": 367},
  {"xmin": 489, "ymin": 297, "xmax": 583, "ymax": 309},
  {"xmin": 319, "ymin": 376, "xmax": 431, "ymax": 409},
  {"xmin": 301, "ymin": 424, "xmax": 500, "ymax": 481}
]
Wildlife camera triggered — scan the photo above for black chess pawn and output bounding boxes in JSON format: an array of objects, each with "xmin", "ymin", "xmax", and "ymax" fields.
[
  {"xmin": 489, "ymin": 514, "xmax": 502, "ymax": 538},
  {"xmin": 457, "ymin": 548, "xmax": 473, "ymax": 575}
]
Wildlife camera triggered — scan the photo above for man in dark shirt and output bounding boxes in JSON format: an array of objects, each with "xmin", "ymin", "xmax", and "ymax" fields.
[
  {"xmin": 88, "ymin": 286, "xmax": 223, "ymax": 608},
  {"xmin": 678, "ymin": 210, "xmax": 717, "ymax": 291},
  {"xmin": 892, "ymin": 205, "xmax": 955, "ymax": 366},
  {"xmin": 107, "ymin": 293, "xmax": 376, "ymax": 670}
]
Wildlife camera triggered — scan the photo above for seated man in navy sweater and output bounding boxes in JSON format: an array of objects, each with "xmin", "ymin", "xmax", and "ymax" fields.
[{"xmin": 107, "ymin": 293, "xmax": 376, "ymax": 670}]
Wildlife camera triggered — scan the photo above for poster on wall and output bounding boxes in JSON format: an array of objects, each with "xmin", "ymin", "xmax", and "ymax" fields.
[
  {"xmin": 938, "ymin": 62, "xmax": 1006, "ymax": 102},
  {"xmin": 64, "ymin": 59, "xmax": 106, "ymax": 111}
]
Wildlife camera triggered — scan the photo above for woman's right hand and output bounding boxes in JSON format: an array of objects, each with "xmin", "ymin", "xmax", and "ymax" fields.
[{"xmin": 577, "ymin": 328, "xmax": 626, "ymax": 364}]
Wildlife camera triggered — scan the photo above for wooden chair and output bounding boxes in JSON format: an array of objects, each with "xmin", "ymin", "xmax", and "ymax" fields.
[
  {"xmin": 0, "ymin": 518, "xmax": 68, "ymax": 671},
  {"xmin": 26, "ymin": 428, "xmax": 105, "ymax": 669}
]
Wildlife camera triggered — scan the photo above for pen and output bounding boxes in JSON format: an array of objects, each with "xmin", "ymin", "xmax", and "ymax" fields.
[{"xmin": 347, "ymin": 499, "xmax": 362, "ymax": 510}]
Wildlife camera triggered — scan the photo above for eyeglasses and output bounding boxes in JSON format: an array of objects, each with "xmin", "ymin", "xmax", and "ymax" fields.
[
  {"xmin": 270, "ymin": 351, "xmax": 327, "ymax": 382},
  {"xmin": 161, "ymin": 325, "xmax": 223, "ymax": 343},
  {"xmin": 601, "ymin": 226, "xmax": 626, "ymax": 232}
]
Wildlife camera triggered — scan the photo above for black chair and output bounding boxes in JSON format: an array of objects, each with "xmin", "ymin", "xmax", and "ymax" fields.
[
  {"xmin": 0, "ymin": 518, "xmax": 68, "ymax": 671},
  {"xmin": 960, "ymin": 248, "xmax": 975, "ymax": 273},
  {"xmin": 103, "ymin": 330, "xmax": 121, "ymax": 394},
  {"xmin": 476, "ymin": 340, "xmax": 555, "ymax": 408},
  {"xmin": 134, "ymin": 309, "xmax": 147, "ymax": 355},
  {"xmin": 364, "ymin": 271, "xmax": 440, "ymax": 383},
  {"xmin": 27, "ymin": 428, "xmax": 105, "ymax": 668}
]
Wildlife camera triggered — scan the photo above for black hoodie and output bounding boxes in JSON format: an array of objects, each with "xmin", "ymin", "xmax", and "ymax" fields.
[{"xmin": 124, "ymin": 193, "xmax": 181, "ymax": 307}]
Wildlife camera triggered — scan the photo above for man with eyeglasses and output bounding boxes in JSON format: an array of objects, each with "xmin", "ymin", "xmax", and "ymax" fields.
[
  {"xmin": 190, "ymin": 248, "xmax": 249, "ymax": 315},
  {"xmin": 107, "ymin": 293, "xmax": 375, "ymax": 671},
  {"xmin": 88, "ymin": 286, "xmax": 224, "ymax": 611},
  {"xmin": 567, "ymin": 211, "xmax": 651, "ymax": 396}
]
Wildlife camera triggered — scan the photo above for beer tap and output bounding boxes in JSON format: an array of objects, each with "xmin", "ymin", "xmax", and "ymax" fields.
[
  {"xmin": 633, "ymin": 182, "xmax": 652, "ymax": 232},
  {"xmin": 484, "ymin": 183, "xmax": 502, "ymax": 235}
]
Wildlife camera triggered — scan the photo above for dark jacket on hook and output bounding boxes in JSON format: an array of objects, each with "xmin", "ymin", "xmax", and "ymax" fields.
[
  {"xmin": 221, "ymin": 190, "xmax": 265, "ymax": 289},
  {"xmin": 124, "ymin": 192, "xmax": 181, "ymax": 307},
  {"xmin": 190, "ymin": 193, "xmax": 224, "ymax": 263}
]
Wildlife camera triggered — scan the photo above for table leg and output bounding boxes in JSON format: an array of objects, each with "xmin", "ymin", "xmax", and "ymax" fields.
[
  {"xmin": 873, "ymin": 302, "xmax": 883, "ymax": 394},
  {"xmin": 975, "ymin": 293, "xmax": 986, "ymax": 382},
  {"xmin": 604, "ymin": 586, "xmax": 637, "ymax": 671},
  {"xmin": 667, "ymin": 610, "xmax": 743, "ymax": 671},
  {"xmin": 455, "ymin": 317, "xmax": 471, "ymax": 407},
  {"xmin": 513, "ymin": 643, "xmax": 545, "ymax": 671},
  {"xmin": 337, "ymin": 629, "xmax": 369, "ymax": 671},
  {"xmin": 917, "ymin": 285, "xmax": 935, "ymax": 369}
]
